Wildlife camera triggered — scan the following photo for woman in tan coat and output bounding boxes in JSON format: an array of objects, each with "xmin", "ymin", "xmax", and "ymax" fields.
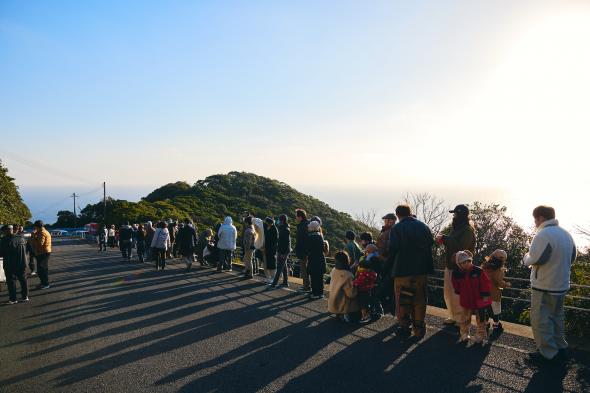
[
  {"xmin": 482, "ymin": 249, "xmax": 511, "ymax": 334},
  {"xmin": 328, "ymin": 251, "xmax": 360, "ymax": 322}
]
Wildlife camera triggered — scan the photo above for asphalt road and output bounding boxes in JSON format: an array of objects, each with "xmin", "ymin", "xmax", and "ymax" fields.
[{"xmin": 0, "ymin": 239, "xmax": 588, "ymax": 393}]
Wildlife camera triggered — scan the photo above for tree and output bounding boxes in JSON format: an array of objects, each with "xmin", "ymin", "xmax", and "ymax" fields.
[
  {"xmin": 0, "ymin": 160, "xmax": 31, "ymax": 224},
  {"xmin": 401, "ymin": 192, "xmax": 450, "ymax": 234},
  {"xmin": 53, "ymin": 210, "xmax": 78, "ymax": 228},
  {"xmin": 469, "ymin": 202, "xmax": 532, "ymax": 273},
  {"xmin": 355, "ymin": 209, "xmax": 380, "ymax": 230}
]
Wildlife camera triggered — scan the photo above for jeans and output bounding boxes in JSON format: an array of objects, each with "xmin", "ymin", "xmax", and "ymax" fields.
[
  {"xmin": 218, "ymin": 249, "xmax": 233, "ymax": 270},
  {"xmin": 36, "ymin": 253, "xmax": 50, "ymax": 286},
  {"xmin": 272, "ymin": 253, "xmax": 290, "ymax": 286},
  {"xmin": 120, "ymin": 240, "xmax": 132, "ymax": 260},
  {"xmin": 155, "ymin": 248, "xmax": 166, "ymax": 269},
  {"xmin": 243, "ymin": 248, "xmax": 254, "ymax": 276},
  {"xmin": 299, "ymin": 256, "xmax": 310, "ymax": 290},
  {"xmin": 6, "ymin": 269, "xmax": 28, "ymax": 301}
]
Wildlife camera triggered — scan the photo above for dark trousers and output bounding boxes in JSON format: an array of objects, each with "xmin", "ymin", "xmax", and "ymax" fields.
[
  {"xmin": 120, "ymin": 240, "xmax": 132, "ymax": 260},
  {"xmin": 7, "ymin": 269, "xmax": 28, "ymax": 301},
  {"xmin": 36, "ymin": 253, "xmax": 50, "ymax": 286},
  {"xmin": 310, "ymin": 270, "xmax": 324, "ymax": 296},
  {"xmin": 271, "ymin": 253, "xmax": 290, "ymax": 286},
  {"xmin": 218, "ymin": 249, "xmax": 232, "ymax": 270},
  {"xmin": 155, "ymin": 248, "xmax": 166, "ymax": 269},
  {"xmin": 28, "ymin": 254, "xmax": 36, "ymax": 273},
  {"xmin": 136, "ymin": 241, "xmax": 145, "ymax": 262},
  {"xmin": 99, "ymin": 239, "xmax": 107, "ymax": 251}
]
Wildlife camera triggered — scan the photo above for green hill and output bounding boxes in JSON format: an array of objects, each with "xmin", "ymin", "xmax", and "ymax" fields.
[{"xmin": 78, "ymin": 172, "xmax": 374, "ymax": 249}]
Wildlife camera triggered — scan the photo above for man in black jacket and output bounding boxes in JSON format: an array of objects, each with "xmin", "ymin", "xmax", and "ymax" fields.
[
  {"xmin": 1, "ymin": 225, "xmax": 29, "ymax": 304},
  {"xmin": 294, "ymin": 209, "xmax": 311, "ymax": 292},
  {"xmin": 388, "ymin": 204, "xmax": 434, "ymax": 338},
  {"xmin": 270, "ymin": 214, "xmax": 292, "ymax": 288},
  {"xmin": 177, "ymin": 218, "xmax": 198, "ymax": 272}
]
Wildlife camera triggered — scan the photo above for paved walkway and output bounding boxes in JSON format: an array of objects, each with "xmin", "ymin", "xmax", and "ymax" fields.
[{"xmin": 1, "ymin": 240, "xmax": 588, "ymax": 393}]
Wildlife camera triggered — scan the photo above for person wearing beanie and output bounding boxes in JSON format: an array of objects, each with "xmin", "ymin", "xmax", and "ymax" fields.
[
  {"xmin": 263, "ymin": 217, "xmax": 278, "ymax": 282},
  {"xmin": 482, "ymin": 249, "xmax": 511, "ymax": 335},
  {"xmin": 436, "ymin": 204, "xmax": 476, "ymax": 327},
  {"xmin": 451, "ymin": 250, "xmax": 492, "ymax": 345},
  {"xmin": 269, "ymin": 214, "xmax": 291, "ymax": 288},
  {"xmin": 306, "ymin": 219, "xmax": 326, "ymax": 299}
]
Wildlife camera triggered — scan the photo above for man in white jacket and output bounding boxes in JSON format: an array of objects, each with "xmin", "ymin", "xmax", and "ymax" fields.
[{"xmin": 523, "ymin": 205, "xmax": 576, "ymax": 362}]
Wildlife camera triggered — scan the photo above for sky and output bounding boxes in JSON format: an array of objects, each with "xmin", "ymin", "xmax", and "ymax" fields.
[{"xmin": 1, "ymin": 1, "xmax": 589, "ymax": 242}]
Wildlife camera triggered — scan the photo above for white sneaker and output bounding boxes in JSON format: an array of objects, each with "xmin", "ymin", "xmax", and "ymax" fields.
[
  {"xmin": 456, "ymin": 334, "xmax": 470, "ymax": 344},
  {"xmin": 20, "ymin": 297, "xmax": 29, "ymax": 302},
  {"xmin": 41, "ymin": 285, "xmax": 51, "ymax": 289},
  {"xmin": 7, "ymin": 300, "xmax": 17, "ymax": 305}
]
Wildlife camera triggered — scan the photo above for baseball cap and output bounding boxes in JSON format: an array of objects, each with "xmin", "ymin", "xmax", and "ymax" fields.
[{"xmin": 449, "ymin": 204, "xmax": 469, "ymax": 215}]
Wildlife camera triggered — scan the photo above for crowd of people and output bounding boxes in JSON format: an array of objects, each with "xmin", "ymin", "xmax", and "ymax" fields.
[{"xmin": 0, "ymin": 204, "xmax": 576, "ymax": 364}]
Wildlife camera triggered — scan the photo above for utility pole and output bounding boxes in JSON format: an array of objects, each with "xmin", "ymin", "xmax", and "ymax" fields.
[
  {"xmin": 103, "ymin": 181, "xmax": 106, "ymax": 225},
  {"xmin": 72, "ymin": 192, "xmax": 77, "ymax": 228}
]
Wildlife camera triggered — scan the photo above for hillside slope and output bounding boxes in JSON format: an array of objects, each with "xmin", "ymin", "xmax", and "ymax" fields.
[{"xmin": 79, "ymin": 172, "xmax": 374, "ymax": 249}]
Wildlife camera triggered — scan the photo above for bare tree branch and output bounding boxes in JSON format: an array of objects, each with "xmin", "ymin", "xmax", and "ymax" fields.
[
  {"xmin": 400, "ymin": 192, "xmax": 450, "ymax": 234},
  {"xmin": 355, "ymin": 209, "xmax": 380, "ymax": 230}
]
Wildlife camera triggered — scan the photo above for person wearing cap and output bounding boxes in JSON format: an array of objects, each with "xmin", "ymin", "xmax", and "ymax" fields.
[
  {"xmin": 377, "ymin": 213, "xmax": 397, "ymax": 260},
  {"xmin": 270, "ymin": 214, "xmax": 291, "ymax": 288},
  {"xmin": 451, "ymin": 250, "xmax": 492, "ymax": 345},
  {"xmin": 263, "ymin": 217, "xmax": 278, "ymax": 282},
  {"xmin": 523, "ymin": 205, "xmax": 576, "ymax": 363},
  {"xmin": 1, "ymin": 225, "xmax": 29, "ymax": 304},
  {"xmin": 435, "ymin": 204, "xmax": 476, "ymax": 326},
  {"xmin": 295, "ymin": 209, "xmax": 311, "ymax": 293},
  {"xmin": 31, "ymin": 220, "xmax": 52, "ymax": 289},
  {"xmin": 307, "ymin": 219, "xmax": 327, "ymax": 299},
  {"xmin": 388, "ymin": 204, "xmax": 434, "ymax": 338},
  {"xmin": 482, "ymin": 249, "xmax": 511, "ymax": 334}
]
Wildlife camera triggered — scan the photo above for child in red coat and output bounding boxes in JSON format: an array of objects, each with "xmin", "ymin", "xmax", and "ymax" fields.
[{"xmin": 452, "ymin": 250, "xmax": 492, "ymax": 345}]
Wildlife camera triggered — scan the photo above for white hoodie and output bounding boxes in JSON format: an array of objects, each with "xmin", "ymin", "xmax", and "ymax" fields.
[
  {"xmin": 217, "ymin": 216, "xmax": 237, "ymax": 250},
  {"xmin": 523, "ymin": 219, "xmax": 576, "ymax": 292},
  {"xmin": 151, "ymin": 227, "xmax": 171, "ymax": 250}
]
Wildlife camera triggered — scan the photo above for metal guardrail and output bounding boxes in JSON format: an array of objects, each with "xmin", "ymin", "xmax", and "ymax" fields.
[{"xmin": 231, "ymin": 247, "xmax": 590, "ymax": 312}]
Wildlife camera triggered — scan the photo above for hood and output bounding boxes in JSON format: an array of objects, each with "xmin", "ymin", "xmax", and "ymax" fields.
[
  {"xmin": 539, "ymin": 219, "xmax": 559, "ymax": 230},
  {"xmin": 223, "ymin": 216, "xmax": 233, "ymax": 226}
]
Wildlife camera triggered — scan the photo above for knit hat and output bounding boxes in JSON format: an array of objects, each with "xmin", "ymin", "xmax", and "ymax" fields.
[
  {"xmin": 308, "ymin": 220, "xmax": 321, "ymax": 232},
  {"xmin": 487, "ymin": 249, "xmax": 507, "ymax": 261},
  {"xmin": 310, "ymin": 216, "xmax": 322, "ymax": 226},
  {"xmin": 455, "ymin": 250, "xmax": 473, "ymax": 267}
]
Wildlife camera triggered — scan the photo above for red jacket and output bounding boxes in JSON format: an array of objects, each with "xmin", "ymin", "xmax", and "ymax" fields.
[{"xmin": 452, "ymin": 265, "xmax": 492, "ymax": 310}]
